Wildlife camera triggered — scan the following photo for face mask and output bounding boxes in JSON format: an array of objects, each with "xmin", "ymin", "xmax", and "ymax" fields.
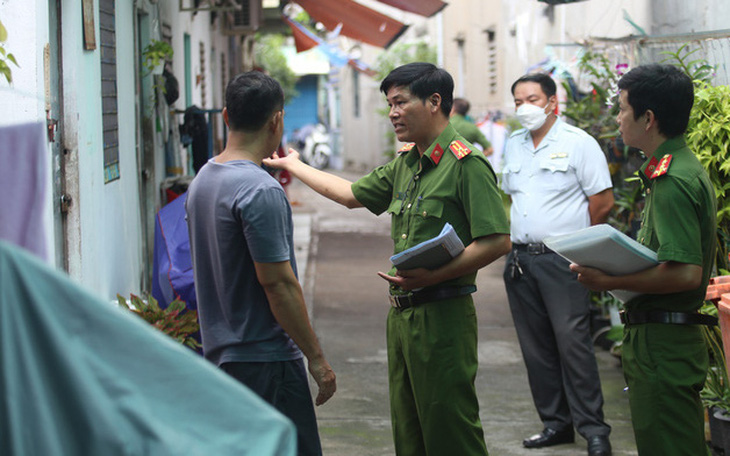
[{"xmin": 516, "ymin": 102, "xmax": 550, "ymax": 131}]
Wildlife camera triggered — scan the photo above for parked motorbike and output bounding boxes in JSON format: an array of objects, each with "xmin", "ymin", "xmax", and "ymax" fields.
[{"xmin": 291, "ymin": 123, "xmax": 331, "ymax": 170}]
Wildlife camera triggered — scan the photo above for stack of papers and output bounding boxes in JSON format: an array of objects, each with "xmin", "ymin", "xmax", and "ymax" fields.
[
  {"xmin": 543, "ymin": 224, "xmax": 658, "ymax": 303},
  {"xmin": 390, "ymin": 223, "xmax": 465, "ymax": 270}
]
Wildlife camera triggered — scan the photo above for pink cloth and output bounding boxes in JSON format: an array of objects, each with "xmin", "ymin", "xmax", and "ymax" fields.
[{"xmin": 0, "ymin": 122, "xmax": 48, "ymax": 260}]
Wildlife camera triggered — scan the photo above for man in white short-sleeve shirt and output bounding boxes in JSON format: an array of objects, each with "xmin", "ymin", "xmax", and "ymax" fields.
[{"xmin": 501, "ymin": 73, "xmax": 614, "ymax": 456}]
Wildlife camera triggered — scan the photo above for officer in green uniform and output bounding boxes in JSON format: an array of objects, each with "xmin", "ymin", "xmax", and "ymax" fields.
[
  {"xmin": 571, "ymin": 64, "xmax": 717, "ymax": 455},
  {"xmin": 450, "ymin": 97, "xmax": 493, "ymax": 155},
  {"xmin": 264, "ymin": 62, "xmax": 511, "ymax": 456}
]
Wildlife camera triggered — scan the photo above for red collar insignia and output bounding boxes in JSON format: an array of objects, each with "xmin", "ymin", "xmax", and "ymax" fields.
[
  {"xmin": 645, "ymin": 156, "xmax": 658, "ymax": 177},
  {"xmin": 650, "ymin": 154, "xmax": 672, "ymax": 179},
  {"xmin": 449, "ymin": 140, "xmax": 471, "ymax": 160},
  {"xmin": 431, "ymin": 144, "xmax": 444, "ymax": 165}
]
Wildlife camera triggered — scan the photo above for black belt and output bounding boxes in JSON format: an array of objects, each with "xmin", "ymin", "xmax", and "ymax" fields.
[
  {"xmin": 389, "ymin": 285, "xmax": 477, "ymax": 310},
  {"xmin": 513, "ymin": 243, "xmax": 554, "ymax": 255},
  {"xmin": 620, "ymin": 310, "xmax": 718, "ymax": 326}
]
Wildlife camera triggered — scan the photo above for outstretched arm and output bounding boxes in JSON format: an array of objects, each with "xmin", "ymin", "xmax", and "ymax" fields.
[
  {"xmin": 264, "ymin": 149, "xmax": 362, "ymax": 209},
  {"xmin": 255, "ymin": 260, "xmax": 336, "ymax": 405},
  {"xmin": 570, "ymin": 261, "xmax": 702, "ymax": 295},
  {"xmin": 377, "ymin": 233, "xmax": 511, "ymax": 291}
]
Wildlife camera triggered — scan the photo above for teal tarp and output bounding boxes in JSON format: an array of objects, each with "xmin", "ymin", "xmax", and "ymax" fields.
[{"xmin": 0, "ymin": 241, "xmax": 296, "ymax": 456}]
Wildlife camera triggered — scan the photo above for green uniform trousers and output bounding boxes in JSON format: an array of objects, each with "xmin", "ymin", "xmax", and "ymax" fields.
[
  {"xmin": 622, "ymin": 323, "xmax": 709, "ymax": 455},
  {"xmin": 386, "ymin": 295, "xmax": 488, "ymax": 456}
]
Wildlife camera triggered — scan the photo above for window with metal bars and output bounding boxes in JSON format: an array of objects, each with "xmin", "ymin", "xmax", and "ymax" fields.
[{"xmin": 100, "ymin": 0, "xmax": 119, "ymax": 183}]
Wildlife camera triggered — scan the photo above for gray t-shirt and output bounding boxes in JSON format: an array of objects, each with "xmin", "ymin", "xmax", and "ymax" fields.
[{"xmin": 186, "ymin": 158, "xmax": 302, "ymax": 365}]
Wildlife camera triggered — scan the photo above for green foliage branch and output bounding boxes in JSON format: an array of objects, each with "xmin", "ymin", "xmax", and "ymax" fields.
[
  {"xmin": 142, "ymin": 39, "xmax": 173, "ymax": 75},
  {"xmin": 254, "ymin": 33, "xmax": 299, "ymax": 102},
  {"xmin": 664, "ymin": 44, "xmax": 730, "ymax": 273},
  {"xmin": 0, "ymin": 18, "xmax": 19, "ymax": 84},
  {"xmin": 661, "ymin": 44, "xmax": 730, "ymax": 412}
]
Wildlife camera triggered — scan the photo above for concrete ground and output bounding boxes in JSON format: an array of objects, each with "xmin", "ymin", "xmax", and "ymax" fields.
[{"xmin": 289, "ymin": 171, "xmax": 639, "ymax": 456}]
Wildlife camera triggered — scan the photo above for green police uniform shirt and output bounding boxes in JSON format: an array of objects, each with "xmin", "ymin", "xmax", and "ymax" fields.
[
  {"xmin": 627, "ymin": 136, "xmax": 717, "ymax": 312},
  {"xmin": 449, "ymin": 114, "xmax": 492, "ymax": 151},
  {"xmin": 351, "ymin": 123, "xmax": 510, "ymax": 289}
]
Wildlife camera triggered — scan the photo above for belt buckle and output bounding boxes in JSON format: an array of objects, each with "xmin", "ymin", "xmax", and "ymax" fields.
[
  {"xmin": 527, "ymin": 243, "xmax": 542, "ymax": 255},
  {"xmin": 389, "ymin": 293, "xmax": 413, "ymax": 310},
  {"xmin": 619, "ymin": 310, "xmax": 627, "ymax": 324}
]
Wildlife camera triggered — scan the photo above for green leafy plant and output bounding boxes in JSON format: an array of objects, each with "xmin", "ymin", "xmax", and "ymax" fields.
[
  {"xmin": 664, "ymin": 44, "xmax": 730, "ymax": 273},
  {"xmin": 0, "ymin": 18, "xmax": 19, "ymax": 84},
  {"xmin": 117, "ymin": 293, "xmax": 201, "ymax": 350},
  {"xmin": 254, "ymin": 33, "xmax": 299, "ymax": 102},
  {"xmin": 661, "ymin": 43, "xmax": 715, "ymax": 85},
  {"xmin": 700, "ymin": 302, "xmax": 730, "ymax": 410},
  {"xmin": 607, "ymin": 175, "xmax": 643, "ymax": 237},
  {"xmin": 686, "ymin": 83, "xmax": 730, "ymax": 272},
  {"xmin": 560, "ymin": 50, "xmax": 620, "ymax": 146},
  {"xmin": 142, "ymin": 39, "xmax": 173, "ymax": 75}
]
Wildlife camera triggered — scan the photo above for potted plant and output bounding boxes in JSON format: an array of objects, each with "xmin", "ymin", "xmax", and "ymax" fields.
[
  {"xmin": 117, "ymin": 293, "xmax": 201, "ymax": 351},
  {"xmin": 701, "ymin": 301, "xmax": 730, "ymax": 453},
  {"xmin": 141, "ymin": 39, "xmax": 173, "ymax": 75}
]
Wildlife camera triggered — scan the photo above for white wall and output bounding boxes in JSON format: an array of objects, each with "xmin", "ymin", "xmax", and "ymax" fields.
[
  {"xmin": 651, "ymin": 0, "xmax": 729, "ymax": 35},
  {"xmin": 60, "ymin": 0, "xmax": 143, "ymax": 299}
]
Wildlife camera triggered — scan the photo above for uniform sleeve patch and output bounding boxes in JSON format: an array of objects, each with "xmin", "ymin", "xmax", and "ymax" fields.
[
  {"xmin": 449, "ymin": 140, "xmax": 472, "ymax": 160},
  {"xmin": 650, "ymin": 154, "xmax": 672, "ymax": 179}
]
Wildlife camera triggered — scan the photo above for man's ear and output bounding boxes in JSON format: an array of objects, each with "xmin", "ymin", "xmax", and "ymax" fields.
[
  {"xmin": 222, "ymin": 107, "xmax": 230, "ymax": 127},
  {"xmin": 270, "ymin": 110, "xmax": 283, "ymax": 132},
  {"xmin": 429, "ymin": 94, "xmax": 441, "ymax": 112},
  {"xmin": 548, "ymin": 95, "xmax": 558, "ymax": 114},
  {"xmin": 644, "ymin": 109, "xmax": 656, "ymax": 132}
]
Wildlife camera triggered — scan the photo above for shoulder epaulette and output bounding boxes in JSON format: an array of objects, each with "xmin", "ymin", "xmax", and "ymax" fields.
[
  {"xmin": 449, "ymin": 140, "xmax": 472, "ymax": 160},
  {"xmin": 397, "ymin": 143, "xmax": 415, "ymax": 155},
  {"xmin": 650, "ymin": 154, "xmax": 672, "ymax": 179}
]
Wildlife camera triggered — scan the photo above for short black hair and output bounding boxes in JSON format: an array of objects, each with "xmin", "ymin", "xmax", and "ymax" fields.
[
  {"xmin": 617, "ymin": 64, "xmax": 694, "ymax": 138},
  {"xmin": 452, "ymin": 98, "xmax": 470, "ymax": 116},
  {"xmin": 225, "ymin": 71, "xmax": 284, "ymax": 132},
  {"xmin": 380, "ymin": 62, "xmax": 454, "ymax": 117},
  {"xmin": 510, "ymin": 72, "xmax": 557, "ymax": 98}
]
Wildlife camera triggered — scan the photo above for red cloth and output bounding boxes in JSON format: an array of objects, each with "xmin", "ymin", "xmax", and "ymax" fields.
[{"xmin": 295, "ymin": 0, "xmax": 408, "ymax": 49}]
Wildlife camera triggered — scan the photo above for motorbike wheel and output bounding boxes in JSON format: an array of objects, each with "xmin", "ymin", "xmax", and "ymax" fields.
[{"xmin": 309, "ymin": 143, "xmax": 331, "ymax": 170}]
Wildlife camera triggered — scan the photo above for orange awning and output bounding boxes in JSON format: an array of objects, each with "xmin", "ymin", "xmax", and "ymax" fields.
[
  {"xmin": 374, "ymin": 0, "xmax": 447, "ymax": 17},
  {"xmin": 294, "ymin": 0, "xmax": 409, "ymax": 49}
]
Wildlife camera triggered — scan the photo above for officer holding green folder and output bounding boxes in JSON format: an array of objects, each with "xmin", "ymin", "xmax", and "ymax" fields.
[{"xmin": 265, "ymin": 62, "xmax": 511, "ymax": 456}]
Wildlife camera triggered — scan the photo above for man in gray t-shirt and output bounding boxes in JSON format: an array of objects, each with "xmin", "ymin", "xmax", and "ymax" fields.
[{"xmin": 186, "ymin": 71, "xmax": 335, "ymax": 456}]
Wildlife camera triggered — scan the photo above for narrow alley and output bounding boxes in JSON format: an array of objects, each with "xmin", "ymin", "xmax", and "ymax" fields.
[{"xmin": 289, "ymin": 172, "xmax": 638, "ymax": 456}]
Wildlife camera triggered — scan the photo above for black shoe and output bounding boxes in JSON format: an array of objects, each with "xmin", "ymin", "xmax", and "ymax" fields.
[
  {"xmin": 522, "ymin": 427, "xmax": 575, "ymax": 448},
  {"xmin": 587, "ymin": 435, "xmax": 612, "ymax": 456}
]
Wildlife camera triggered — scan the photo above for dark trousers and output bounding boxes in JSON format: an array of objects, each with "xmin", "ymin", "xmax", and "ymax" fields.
[
  {"xmin": 221, "ymin": 359, "xmax": 322, "ymax": 456},
  {"xmin": 503, "ymin": 250, "xmax": 610, "ymax": 439}
]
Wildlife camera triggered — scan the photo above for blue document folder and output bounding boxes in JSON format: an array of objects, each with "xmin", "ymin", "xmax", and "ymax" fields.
[{"xmin": 390, "ymin": 223, "xmax": 465, "ymax": 270}]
